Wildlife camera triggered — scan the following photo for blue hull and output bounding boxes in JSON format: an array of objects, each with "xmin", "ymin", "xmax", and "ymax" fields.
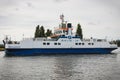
[{"xmin": 5, "ymin": 48, "xmax": 117, "ymax": 56}]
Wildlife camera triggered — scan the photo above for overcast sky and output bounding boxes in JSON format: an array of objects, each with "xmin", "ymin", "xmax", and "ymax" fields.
[{"xmin": 0, "ymin": 0, "xmax": 120, "ymax": 43}]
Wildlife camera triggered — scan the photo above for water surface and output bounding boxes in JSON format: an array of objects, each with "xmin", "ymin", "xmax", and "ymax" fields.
[{"xmin": 0, "ymin": 50, "xmax": 120, "ymax": 80}]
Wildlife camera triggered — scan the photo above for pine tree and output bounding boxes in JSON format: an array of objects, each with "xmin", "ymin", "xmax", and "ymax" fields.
[
  {"xmin": 76, "ymin": 23, "xmax": 83, "ymax": 39},
  {"xmin": 34, "ymin": 25, "xmax": 40, "ymax": 38}
]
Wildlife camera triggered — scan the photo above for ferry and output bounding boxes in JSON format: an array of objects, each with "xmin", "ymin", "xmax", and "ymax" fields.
[{"xmin": 3, "ymin": 15, "xmax": 117, "ymax": 56}]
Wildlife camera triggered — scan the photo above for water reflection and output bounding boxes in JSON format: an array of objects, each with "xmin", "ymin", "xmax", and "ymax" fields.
[
  {"xmin": 53, "ymin": 54, "xmax": 117, "ymax": 80},
  {"xmin": 53, "ymin": 55, "xmax": 78, "ymax": 80}
]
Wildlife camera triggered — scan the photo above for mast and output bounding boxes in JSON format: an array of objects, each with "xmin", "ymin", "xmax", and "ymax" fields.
[
  {"xmin": 60, "ymin": 14, "xmax": 72, "ymax": 36},
  {"xmin": 60, "ymin": 14, "xmax": 65, "ymax": 28},
  {"xmin": 60, "ymin": 14, "xmax": 64, "ymax": 24}
]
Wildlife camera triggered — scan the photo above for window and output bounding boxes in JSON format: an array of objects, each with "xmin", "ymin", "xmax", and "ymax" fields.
[
  {"xmin": 79, "ymin": 43, "xmax": 81, "ymax": 45},
  {"xmin": 43, "ymin": 43, "xmax": 46, "ymax": 45},
  {"xmin": 88, "ymin": 43, "xmax": 94, "ymax": 45},
  {"xmin": 92, "ymin": 43, "xmax": 94, "ymax": 45},
  {"xmin": 47, "ymin": 43, "xmax": 50, "ymax": 45},
  {"xmin": 82, "ymin": 43, "xmax": 84, "ymax": 45},
  {"xmin": 75, "ymin": 43, "xmax": 78, "ymax": 45},
  {"xmin": 97, "ymin": 39, "xmax": 102, "ymax": 42},
  {"xmin": 54, "ymin": 43, "xmax": 57, "ymax": 45},
  {"xmin": 88, "ymin": 43, "xmax": 91, "ymax": 45},
  {"xmin": 58, "ymin": 43, "xmax": 61, "ymax": 45}
]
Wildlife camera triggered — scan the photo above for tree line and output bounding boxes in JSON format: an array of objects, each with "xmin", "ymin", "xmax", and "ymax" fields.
[
  {"xmin": 34, "ymin": 25, "xmax": 52, "ymax": 38},
  {"xmin": 34, "ymin": 23, "xmax": 83, "ymax": 39},
  {"xmin": 0, "ymin": 44, "xmax": 4, "ymax": 48},
  {"xmin": 110, "ymin": 40, "xmax": 120, "ymax": 47}
]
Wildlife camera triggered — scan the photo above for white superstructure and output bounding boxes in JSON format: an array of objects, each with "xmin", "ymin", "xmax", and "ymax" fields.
[{"xmin": 5, "ymin": 36, "xmax": 117, "ymax": 49}]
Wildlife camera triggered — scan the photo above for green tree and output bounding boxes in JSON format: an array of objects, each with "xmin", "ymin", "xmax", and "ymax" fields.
[
  {"xmin": 116, "ymin": 40, "xmax": 120, "ymax": 47},
  {"xmin": 76, "ymin": 23, "xmax": 83, "ymax": 39},
  {"xmin": 0, "ymin": 44, "xmax": 4, "ymax": 48},
  {"xmin": 35, "ymin": 25, "xmax": 52, "ymax": 38},
  {"xmin": 34, "ymin": 25, "xmax": 40, "ymax": 38},
  {"xmin": 45, "ymin": 29, "xmax": 52, "ymax": 37},
  {"xmin": 40, "ymin": 26, "xmax": 45, "ymax": 37}
]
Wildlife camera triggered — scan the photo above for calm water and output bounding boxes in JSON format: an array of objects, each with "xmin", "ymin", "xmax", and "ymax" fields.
[{"xmin": 0, "ymin": 49, "xmax": 120, "ymax": 80}]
